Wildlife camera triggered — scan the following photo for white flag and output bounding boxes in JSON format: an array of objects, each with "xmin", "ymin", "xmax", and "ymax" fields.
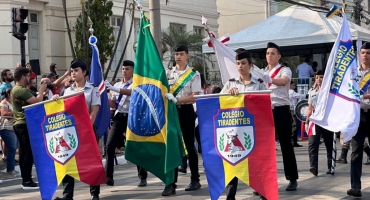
[
  {"xmin": 209, "ymin": 36, "xmax": 263, "ymax": 84},
  {"xmin": 309, "ymin": 10, "xmax": 360, "ymax": 143}
]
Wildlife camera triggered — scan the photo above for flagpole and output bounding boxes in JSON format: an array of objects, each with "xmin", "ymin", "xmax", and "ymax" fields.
[
  {"xmin": 331, "ymin": 133, "xmax": 337, "ymax": 175},
  {"xmin": 194, "ymin": 90, "xmax": 272, "ymax": 98}
]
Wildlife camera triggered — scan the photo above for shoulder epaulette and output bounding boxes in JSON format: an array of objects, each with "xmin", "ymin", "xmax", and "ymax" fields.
[{"xmin": 229, "ymin": 78, "xmax": 236, "ymax": 81}]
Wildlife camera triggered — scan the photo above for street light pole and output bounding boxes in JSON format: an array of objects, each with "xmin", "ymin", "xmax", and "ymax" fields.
[{"xmin": 149, "ymin": 0, "xmax": 162, "ymax": 57}]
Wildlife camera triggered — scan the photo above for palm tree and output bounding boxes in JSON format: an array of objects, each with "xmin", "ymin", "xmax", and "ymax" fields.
[{"xmin": 162, "ymin": 26, "xmax": 208, "ymax": 74}]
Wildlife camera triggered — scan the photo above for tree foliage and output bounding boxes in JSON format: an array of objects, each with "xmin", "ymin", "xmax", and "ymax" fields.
[
  {"xmin": 162, "ymin": 26, "xmax": 206, "ymax": 74},
  {"xmin": 73, "ymin": 0, "xmax": 115, "ymax": 68}
]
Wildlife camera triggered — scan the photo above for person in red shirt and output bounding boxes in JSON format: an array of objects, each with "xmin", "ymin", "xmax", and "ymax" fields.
[{"xmin": 26, "ymin": 63, "xmax": 37, "ymax": 81}]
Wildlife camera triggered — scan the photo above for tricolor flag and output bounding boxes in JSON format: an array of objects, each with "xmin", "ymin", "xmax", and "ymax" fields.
[
  {"xmin": 196, "ymin": 93, "xmax": 278, "ymax": 200},
  {"xmin": 24, "ymin": 93, "xmax": 106, "ymax": 200},
  {"xmin": 309, "ymin": 9, "xmax": 360, "ymax": 143},
  {"xmin": 89, "ymin": 35, "xmax": 111, "ymax": 138},
  {"xmin": 125, "ymin": 13, "xmax": 185, "ymax": 185}
]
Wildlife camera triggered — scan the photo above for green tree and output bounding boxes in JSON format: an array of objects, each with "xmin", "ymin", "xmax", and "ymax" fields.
[
  {"xmin": 73, "ymin": 0, "xmax": 115, "ymax": 69},
  {"xmin": 162, "ymin": 26, "xmax": 208, "ymax": 76}
]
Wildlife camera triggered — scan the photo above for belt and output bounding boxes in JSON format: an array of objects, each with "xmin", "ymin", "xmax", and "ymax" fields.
[
  {"xmin": 116, "ymin": 112, "xmax": 128, "ymax": 117},
  {"xmin": 176, "ymin": 104, "xmax": 193, "ymax": 108}
]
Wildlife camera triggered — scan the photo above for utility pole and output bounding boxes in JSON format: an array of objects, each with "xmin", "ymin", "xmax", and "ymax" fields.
[
  {"xmin": 353, "ymin": 0, "xmax": 362, "ymax": 26},
  {"xmin": 149, "ymin": 0, "xmax": 162, "ymax": 56}
]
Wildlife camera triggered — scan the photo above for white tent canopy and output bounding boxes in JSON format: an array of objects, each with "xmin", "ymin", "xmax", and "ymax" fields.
[{"xmin": 203, "ymin": 5, "xmax": 370, "ymax": 57}]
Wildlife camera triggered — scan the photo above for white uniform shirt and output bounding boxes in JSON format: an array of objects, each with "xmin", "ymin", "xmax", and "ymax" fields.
[
  {"xmin": 264, "ymin": 64, "xmax": 292, "ymax": 107},
  {"xmin": 63, "ymin": 81, "xmax": 101, "ymax": 112},
  {"xmin": 166, "ymin": 65, "xmax": 201, "ymax": 101},
  {"xmin": 289, "ymin": 89, "xmax": 306, "ymax": 110},
  {"xmin": 221, "ymin": 75, "xmax": 266, "ymax": 93},
  {"xmin": 308, "ymin": 88, "xmax": 320, "ymax": 111},
  {"xmin": 358, "ymin": 67, "xmax": 370, "ymax": 110},
  {"xmin": 110, "ymin": 79, "xmax": 132, "ymax": 113}
]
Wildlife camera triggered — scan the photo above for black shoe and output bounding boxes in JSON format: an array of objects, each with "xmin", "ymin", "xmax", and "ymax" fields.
[
  {"xmin": 364, "ymin": 157, "xmax": 370, "ymax": 165},
  {"xmin": 138, "ymin": 179, "xmax": 147, "ymax": 187},
  {"xmin": 178, "ymin": 166, "xmax": 187, "ymax": 174},
  {"xmin": 106, "ymin": 177, "xmax": 114, "ymax": 186},
  {"xmin": 253, "ymin": 191, "xmax": 259, "ymax": 195},
  {"xmin": 54, "ymin": 197, "xmax": 73, "ymax": 200},
  {"xmin": 22, "ymin": 181, "xmax": 39, "ymax": 190},
  {"xmin": 310, "ymin": 167, "xmax": 318, "ymax": 176},
  {"xmin": 91, "ymin": 195, "xmax": 99, "ymax": 200},
  {"xmin": 347, "ymin": 188, "xmax": 362, "ymax": 197},
  {"xmin": 286, "ymin": 180, "xmax": 298, "ymax": 191},
  {"xmin": 336, "ymin": 157, "xmax": 348, "ymax": 164},
  {"xmin": 185, "ymin": 180, "xmax": 201, "ymax": 191},
  {"xmin": 162, "ymin": 184, "xmax": 176, "ymax": 196},
  {"xmin": 326, "ymin": 168, "xmax": 331, "ymax": 174},
  {"xmin": 259, "ymin": 196, "xmax": 267, "ymax": 200},
  {"xmin": 293, "ymin": 143, "xmax": 303, "ymax": 147}
]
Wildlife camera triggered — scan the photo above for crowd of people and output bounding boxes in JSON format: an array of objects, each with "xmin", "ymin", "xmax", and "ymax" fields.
[{"xmin": 0, "ymin": 41, "xmax": 369, "ymax": 200}]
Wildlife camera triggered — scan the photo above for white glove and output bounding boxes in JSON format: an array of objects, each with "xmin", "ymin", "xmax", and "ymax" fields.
[
  {"xmin": 104, "ymin": 80, "xmax": 120, "ymax": 93},
  {"xmin": 165, "ymin": 93, "xmax": 178, "ymax": 103},
  {"xmin": 263, "ymin": 72, "xmax": 272, "ymax": 83},
  {"xmin": 305, "ymin": 123, "xmax": 309, "ymax": 133}
]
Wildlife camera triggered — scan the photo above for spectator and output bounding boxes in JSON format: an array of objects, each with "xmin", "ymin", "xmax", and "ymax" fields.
[
  {"xmin": 0, "ymin": 69, "xmax": 14, "ymax": 99},
  {"xmin": 26, "ymin": 63, "xmax": 37, "ymax": 80},
  {"xmin": 50, "ymin": 63, "xmax": 58, "ymax": 75},
  {"xmin": 296, "ymin": 57, "xmax": 314, "ymax": 79},
  {"xmin": 0, "ymin": 88, "xmax": 18, "ymax": 175},
  {"xmin": 312, "ymin": 61, "xmax": 318, "ymax": 74},
  {"xmin": 16, "ymin": 63, "xmax": 21, "ymax": 68}
]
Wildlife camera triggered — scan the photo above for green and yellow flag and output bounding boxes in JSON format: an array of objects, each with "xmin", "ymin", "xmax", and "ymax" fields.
[{"xmin": 125, "ymin": 14, "xmax": 185, "ymax": 185}]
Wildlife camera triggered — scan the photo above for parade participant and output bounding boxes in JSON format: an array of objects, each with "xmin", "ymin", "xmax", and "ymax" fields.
[
  {"xmin": 39, "ymin": 78, "xmax": 54, "ymax": 100},
  {"xmin": 0, "ymin": 88, "xmax": 18, "ymax": 175},
  {"xmin": 12, "ymin": 67, "xmax": 47, "ymax": 189},
  {"xmin": 347, "ymin": 42, "xmax": 370, "ymax": 197},
  {"xmin": 52, "ymin": 59, "xmax": 101, "ymax": 200},
  {"xmin": 221, "ymin": 48, "xmax": 267, "ymax": 200},
  {"xmin": 27, "ymin": 79, "xmax": 37, "ymax": 97},
  {"xmin": 289, "ymin": 81, "xmax": 305, "ymax": 147},
  {"xmin": 305, "ymin": 71, "xmax": 334, "ymax": 176},
  {"xmin": 262, "ymin": 42, "xmax": 299, "ymax": 191},
  {"xmin": 0, "ymin": 69, "xmax": 14, "ymax": 99},
  {"xmin": 164, "ymin": 45, "xmax": 201, "ymax": 196},
  {"xmin": 104, "ymin": 60, "xmax": 148, "ymax": 187}
]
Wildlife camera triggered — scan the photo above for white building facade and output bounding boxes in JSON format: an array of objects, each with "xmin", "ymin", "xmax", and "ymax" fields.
[{"xmin": 0, "ymin": 0, "xmax": 218, "ymax": 79}]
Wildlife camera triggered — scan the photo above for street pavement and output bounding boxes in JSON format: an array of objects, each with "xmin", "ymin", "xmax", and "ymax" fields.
[{"xmin": 1, "ymin": 140, "xmax": 370, "ymax": 200}]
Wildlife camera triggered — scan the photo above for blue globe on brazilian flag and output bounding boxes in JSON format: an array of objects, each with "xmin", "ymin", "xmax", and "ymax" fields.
[{"xmin": 125, "ymin": 13, "xmax": 185, "ymax": 185}]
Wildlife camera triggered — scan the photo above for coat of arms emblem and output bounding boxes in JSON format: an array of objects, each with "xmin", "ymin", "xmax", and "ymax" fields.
[
  {"xmin": 214, "ymin": 108, "xmax": 255, "ymax": 165},
  {"xmin": 45, "ymin": 126, "xmax": 79, "ymax": 164}
]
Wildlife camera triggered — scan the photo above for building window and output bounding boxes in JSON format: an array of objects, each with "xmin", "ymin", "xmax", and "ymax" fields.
[
  {"xmin": 29, "ymin": 13, "xmax": 38, "ymax": 23},
  {"xmin": 134, "ymin": 18, "xmax": 140, "ymax": 41},
  {"xmin": 193, "ymin": 26, "xmax": 204, "ymax": 36},
  {"xmin": 170, "ymin": 23, "xmax": 186, "ymax": 32},
  {"xmin": 110, "ymin": 17, "xmax": 122, "ymax": 27}
]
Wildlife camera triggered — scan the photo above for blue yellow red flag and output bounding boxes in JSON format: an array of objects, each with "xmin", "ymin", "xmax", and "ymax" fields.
[
  {"xmin": 24, "ymin": 93, "xmax": 106, "ymax": 200},
  {"xmin": 196, "ymin": 93, "xmax": 278, "ymax": 200}
]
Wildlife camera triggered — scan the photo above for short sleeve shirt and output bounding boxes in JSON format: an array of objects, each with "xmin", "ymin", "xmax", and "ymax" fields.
[
  {"xmin": 166, "ymin": 65, "xmax": 201, "ymax": 100},
  {"xmin": 308, "ymin": 88, "xmax": 320, "ymax": 110},
  {"xmin": 111, "ymin": 79, "xmax": 132, "ymax": 113},
  {"xmin": 0, "ymin": 82, "xmax": 13, "ymax": 99},
  {"xmin": 264, "ymin": 64, "xmax": 292, "ymax": 107},
  {"xmin": 63, "ymin": 81, "xmax": 101, "ymax": 112},
  {"xmin": 11, "ymin": 85, "xmax": 34, "ymax": 125},
  {"xmin": 358, "ymin": 67, "xmax": 370, "ymax": 109},
  {"xmin": 221, "ymin": 75, "xmax": 266, "ymax": 93}
]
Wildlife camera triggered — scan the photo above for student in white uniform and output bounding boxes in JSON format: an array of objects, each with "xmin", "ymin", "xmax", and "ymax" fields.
[{"xmin": 221, "ymin": 48, "xmax": 267, "ymax": 200}]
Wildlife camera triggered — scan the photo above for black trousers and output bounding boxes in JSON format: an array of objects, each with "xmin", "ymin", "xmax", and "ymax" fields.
[
  {"xmin": 351, "ymin": 110, "xmax": 370, "ymax": 189},
  {"xmin": 61, "ymin": 126, "xmax": 100, "ymax": 197},
  {"xmin": 172, "ymin": 104, "xmax": 199, "ymax": 184},
  {"xmin": 273, "ymin": 105, "xmax": 299, "ymax": 180},
  {"xmin": 13, "ymin": 124, "xmax": 34, "ymax": 183},
  {"xmin": 105, "ymin": 113, "xmax": 128, "ymax": 179},
  {"xmin": 291, "ymin": 112, "xmax": 299, "ymax": 144},
  {"xmin": 308, "ymin": 125, "xmax": 334, "ymax": 170},
  {"xmin": 226, "ymin": 177, "xmax": 238, "ymax": 200},
  {"xmin": 137, "ymin": 166, "xmax": 147, "ymax": 180}
]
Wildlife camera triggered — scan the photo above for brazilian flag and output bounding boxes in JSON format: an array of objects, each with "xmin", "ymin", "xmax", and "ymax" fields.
[{"xmin": 125, "ymin": 14, "xmax": 185, "ymax": 185}]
